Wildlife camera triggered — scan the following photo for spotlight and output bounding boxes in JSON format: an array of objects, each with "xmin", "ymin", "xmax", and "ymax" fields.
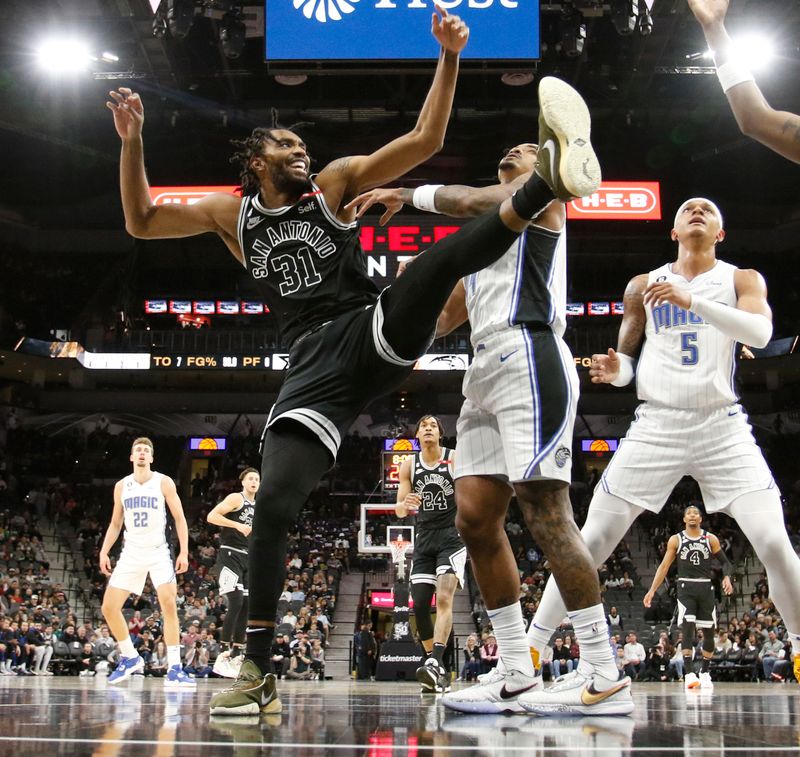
[
  {"xmin": 274, "ymin": 74, "xmax": 307, "ymax": 86},
  {"xmin": 220, "ymin": 8, "xmax": 246, "ymax": 59},
  {"xmin": 35, "ymin": 38, "xmax": 91, "ymax": 74},
  {"xmin": 728, "ymin": 34, "xmax": 775, "ymax": 71},
  {"xmin": 611, "ymin": 0, "xmax": 638, "ymax": 36},
  {"xmin": 501, "ymin": 72, "xmax": 535, "ymax": 87},
  {"xmin": 167, "ymin": 0, "xmax": 195, "ymax": 39},
  {"xmin": 560, "ymin": 15, "xmax": 587, "ymax": 58}
]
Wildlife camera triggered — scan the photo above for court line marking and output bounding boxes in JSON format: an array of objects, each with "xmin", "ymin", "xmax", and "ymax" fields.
[{"xmin": 0, "ymin": 737, "xmax": 797, "ymax": 752}]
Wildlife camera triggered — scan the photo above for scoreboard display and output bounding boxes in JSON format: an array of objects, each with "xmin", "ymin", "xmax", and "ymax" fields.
[{"xmin": 382, "ymin": 438, "xmax": 420, "ymax": 493}]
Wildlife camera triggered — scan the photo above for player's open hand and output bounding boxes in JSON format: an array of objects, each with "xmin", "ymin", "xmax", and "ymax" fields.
[
  {"xmin": 345, "ymin": 187, "xmax": 406, "ymax": 224},
  {"xmin": 107, "ymin": 87, "xmax": 144, "ymax": 141},
  {"xmin": 175, "ymin": 552, "xmax": 189, "ymax": 574},
  {"xmin": 643, "ymin": 281, "xmax": 692, "ymax": 311},
  {"xmin": 643, "ymin": 590, "xmax": 655, "ymax": 608},
  {"xmin": 238, "ymin": 524, "xmax": 252, "ymax": 538},
  {"xmin": 590, "ymin": 348, "xmax": 621, "ymax": 384},
  {"xmin": 687, "ymin": 0, "xmax": 729, "ymax": 29},
  {"xmin": 722, "ymin": 576, "xmax": 733, "ymax": 595},
  {"xmin": 99, "ymin": 552, "xmax": 112, "ymax": 577},
  {"xmin": 432, "ymin": 5, "xmax": 469, "ymax": 54}
]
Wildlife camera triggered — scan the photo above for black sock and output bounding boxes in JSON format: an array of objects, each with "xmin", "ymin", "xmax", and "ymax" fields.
[
  {"xmin": 700, "ymin": 656, "xmax": 710, "ymax": 673},
  {"xmin": 432, "ymin": 643, "xmax": 446, "ymax": 666},
  {"xmin": 245, "ymin": 626, "xmax": 275, "ymax": 673},
  {"xmin": 511, "ymin": 173, "xmax": 555, "ymax": 220},
  {"xmin": 231, "ymin": 645, "xmax": 243, "ymax": 659}
]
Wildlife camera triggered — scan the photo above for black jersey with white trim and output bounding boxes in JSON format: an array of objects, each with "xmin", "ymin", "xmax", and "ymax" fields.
[
  {"xmin": 676, "ymin": 529, "xmax": 714, "ymax": 580},
  {"xmin": 238, "ymin": 180, "xmax": 379, "ymax": 347},
  {"xmin": 411, "ymin": 448, "xmax": 456, "ymax": 530},
  {"xmin": 219, "ymin": 493, "xmax": 255, "ymax": 553}
]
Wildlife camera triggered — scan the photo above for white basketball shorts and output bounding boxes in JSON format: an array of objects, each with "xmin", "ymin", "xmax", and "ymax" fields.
[
  {"xmin": 599, "ymin": 403, "xmax": 777, "ymax": 513},
  {"xmin": 108, "ymin": 543, "xmax": 175, "ymax": 594},
  {"xmin": 456, "ymin": 325, "xmax": 579, "ymax": 484}
]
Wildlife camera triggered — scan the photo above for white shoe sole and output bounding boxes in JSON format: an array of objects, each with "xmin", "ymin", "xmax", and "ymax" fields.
[
  {"xmin": 520, "ymin": 698, "xmax": 635, "ymax": 717},
  {"xmin": 209, "ymin": 702, "xmax": 260, "ymax": 716},
  {"xmin": 441, "ymin": 696, "xmax": 527, "ymax": 715},
  {"xmin": 538, "ymin": 77, "xmax": 601, "ymax": 199},
  {"xmin": 164, "ymin": 679, "xmax": 197, "ymax": 687}
]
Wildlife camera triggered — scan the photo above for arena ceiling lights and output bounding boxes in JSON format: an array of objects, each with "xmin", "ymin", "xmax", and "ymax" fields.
[{"xmin": 35, "ymin": 37, "xmax": 119, "ymax": 76}]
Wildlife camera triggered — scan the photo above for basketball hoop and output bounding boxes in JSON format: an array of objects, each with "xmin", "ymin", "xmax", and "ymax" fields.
[{"xmin": 389, "ymin": 539, "xmax": 411, "ymax": 581}]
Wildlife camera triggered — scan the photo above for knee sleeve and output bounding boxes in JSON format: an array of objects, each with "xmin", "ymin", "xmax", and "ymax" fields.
[{"xmin": 411, "ymin": 582, "xmax": 436, "ymax": 643}]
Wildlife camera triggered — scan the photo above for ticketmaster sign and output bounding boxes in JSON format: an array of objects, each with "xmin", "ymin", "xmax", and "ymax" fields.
[{"xmin": 265, "ymin": 0, "xmax": 540, "ymax": 61}]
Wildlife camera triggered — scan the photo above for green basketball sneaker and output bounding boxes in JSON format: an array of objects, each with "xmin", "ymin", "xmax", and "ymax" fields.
[{"xmin": 208, "ymin": 659, "xmax": 282, "ymax": 716}]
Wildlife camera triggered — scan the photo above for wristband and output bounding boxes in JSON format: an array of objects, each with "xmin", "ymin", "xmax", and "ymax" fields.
[
  {"xmin": 610, "ymin": 353, "xmax": 635, "ymax": 387},
  {"xmin": 716, "ymin": 60, "xmax": 755, "ymax": 93},
  {"xmin": 412, "ymin": 184, "xmax": 443, "ymax": 214}
]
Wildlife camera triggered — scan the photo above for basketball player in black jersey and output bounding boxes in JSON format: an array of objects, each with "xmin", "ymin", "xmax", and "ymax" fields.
[
  {"xmin": 644, "ymin": 506, "xmax": 733, "ymax": 690},
  {"xmin": 108, "ymin": 6, "xmax": 603, "ymax": 713},
  {"xmin": 396, "ymin": 415, "xmax": 463, "ymax": 693},
  {"xmin": 207, "ymin": 467, "xmax": 259, "ymax": 678}
]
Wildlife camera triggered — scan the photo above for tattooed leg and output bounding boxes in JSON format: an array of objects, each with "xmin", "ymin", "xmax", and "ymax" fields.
[
  {"xmin": 516, "ymin": 480, "xmax": 603, "ymax": 610},
  {"xmin": 455, "ymin": 475, "xmax": 519, "ymax": 609}
]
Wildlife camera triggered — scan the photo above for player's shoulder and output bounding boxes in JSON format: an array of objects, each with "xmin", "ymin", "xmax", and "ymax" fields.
[{"xmin": 625, "ymin": 272, "xmax": 650, "ymax": 295}]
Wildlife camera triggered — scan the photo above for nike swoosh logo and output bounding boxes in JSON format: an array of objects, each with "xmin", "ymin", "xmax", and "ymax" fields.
[
  {"xmin": 728, "ymin": 410, "xmax": 738, "ymax": 416},
  {"xmin": 499, "ymin": 682, "xmax": 538, "ymax": 700},
  {"xmin": 542, "ymin": 138, "xmax": 557, "ymax": 183},
  {"xmin": 580, "ymin": 680, "xmax": 629, "ymax": 706},
  {"xmin": 500, "ymin": 350, "xmax": 518, "ymax": 363},
  {"xmin": 247, "ymin": 216, "xmax": 265, "ymax": 230}
]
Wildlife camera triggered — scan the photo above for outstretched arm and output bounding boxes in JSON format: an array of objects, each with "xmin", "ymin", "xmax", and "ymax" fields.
[
  {"xmin": 643, "ymin": 535, "xmax": 679, "ymax": 607},
  {"xmin": 107, "ymin": 88, "xmax": 243, "ymax": 259},
  {"xmin": 317, "ymin": 6, "xmax": 469, "ymax": 215},
  {"xmin": 688, "ymin": 0, "xmax": 800, "ymax": 163}
]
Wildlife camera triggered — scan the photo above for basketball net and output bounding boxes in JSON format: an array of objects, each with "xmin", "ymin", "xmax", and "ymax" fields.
[{"xmin": 389, "ymin": 539, "xmax": 411, "ymax": 581}]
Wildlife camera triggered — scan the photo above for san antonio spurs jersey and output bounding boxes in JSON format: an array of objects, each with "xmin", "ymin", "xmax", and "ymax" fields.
[
  {"xmin": 411, "ymin": 447, "xmax": 456, "ymax": 530},
  {"xmin": 121, "ymin": 472, "xmax": 168, "ymax": 549},
  {"xmin": 637, "ymin": 260, "xmax": 738, "ymax": 409},
  {"xmin": 463, "ymin": 224, "xmax": 567, "ymax": 345}
]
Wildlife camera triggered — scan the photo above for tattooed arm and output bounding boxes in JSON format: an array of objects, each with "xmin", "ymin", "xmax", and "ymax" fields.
[{"xmin": 689, "ymin": 0, "xmax": 800, "ymax": 163}]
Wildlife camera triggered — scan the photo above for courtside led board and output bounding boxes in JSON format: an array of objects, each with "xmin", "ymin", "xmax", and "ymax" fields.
[{"xmin": 264, "ymin": 0, "xmax": 540, "ymax": 61}]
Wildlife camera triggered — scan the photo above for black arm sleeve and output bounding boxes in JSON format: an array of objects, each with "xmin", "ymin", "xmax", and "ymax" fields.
[{"xmin": 714, "ymin": 549, "xmax": 733, "ymax": 577}]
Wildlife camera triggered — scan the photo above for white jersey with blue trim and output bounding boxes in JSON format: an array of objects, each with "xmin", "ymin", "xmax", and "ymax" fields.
[
  {"xmin": 463, "ymin": 224, "xmax": 567, "ymax": 345},
  {"xmin": 637, "ymin": 259, "xmax": 738, "ymax": 409},
  {"xmin": 120, "ymin": 472, "xmax": 169, "ymax": 549}
]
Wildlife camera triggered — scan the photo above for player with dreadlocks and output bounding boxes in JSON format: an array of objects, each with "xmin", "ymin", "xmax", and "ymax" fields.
[{"xmin": 107, "ymin": 4, "xmax": 603, "ymax": 716}]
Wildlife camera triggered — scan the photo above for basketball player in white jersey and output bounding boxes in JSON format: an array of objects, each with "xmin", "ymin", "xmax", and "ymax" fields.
[
  {"xmin": 99, "ymin": 437, "xmax": 195, "ymax": 686},
  {"xmin": 527, "ymin": 197, "xmax": 800, "ymax": 685},
  {"xmin": 688, "ymin": 0, "xmax": 800, "ymax": 164},
  {"xmin": 350, "ymin": 123, "xmax": 630, "ymax": 716}
]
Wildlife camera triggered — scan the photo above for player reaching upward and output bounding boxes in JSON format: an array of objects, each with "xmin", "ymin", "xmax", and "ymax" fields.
[
  {"xmin": 207, "ymin": 467, "xmax": 259, "ymax": 678},
  {"xmin": 526, "ymin": 197, "xmax": 800, "ymax": 686},
  {"xmin": 107, "ymin": 5, "xmax": 602, "ymax": 711},
  {"xmin": 396, "ymin": 414, "xmax": 463, "ymax": 694},
  {"xmin": 99, "ymin": 437, "xmax": 195, "ymax": 687},
  {"xmin": 644, "ymin": 506, "xmax": 733, "ymax": 691}
]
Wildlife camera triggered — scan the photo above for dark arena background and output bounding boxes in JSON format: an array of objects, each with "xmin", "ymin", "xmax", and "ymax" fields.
[{"xmin": 1, "ymin": 0, "xmax": 799, "ymax": 754}]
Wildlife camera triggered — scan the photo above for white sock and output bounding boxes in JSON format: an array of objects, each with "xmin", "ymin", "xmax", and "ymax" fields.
[
  {"xmin": 527, "ymin": 621, "xmax": 554, "ymax": 666},
  {"xmin": 119, "ymin": 638, "xmax": 136, "ymax": 658},
  {"xmin": 568, "ymin": 604, "xmax": 619, "ymax": 683},
  {"xmin": 487, "ymin": 603, "xmax": 534, "ymax": 677},
  {"xmin": 167, "ymin": 645, "xmax": 182, "ymax": 668}
]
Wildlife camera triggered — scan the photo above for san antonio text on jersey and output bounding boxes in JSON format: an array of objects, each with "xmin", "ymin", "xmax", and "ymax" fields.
[
  {"xmin": 219, "ymin": 493, "xmax": 255, "ymax": 554},
  {"xmin": 237, "ymin": 180, "xmax": 379, "ymax": 347},
  {"xmin": 677, "ymin": 530, "xmax": 714, "ymax": 580},
  {"xmin": 411, "ymin": 448, "xmax": 456, "ymax": 530}
]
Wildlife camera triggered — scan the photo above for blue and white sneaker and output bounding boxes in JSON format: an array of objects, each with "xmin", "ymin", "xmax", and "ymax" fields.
[
  {"xmin": 107, "ymin": 655, "xmax": 145, "ymax": 684},
  {"xmin": 164, "ymin": 665, "xmax": 197, "ymax": 687}
]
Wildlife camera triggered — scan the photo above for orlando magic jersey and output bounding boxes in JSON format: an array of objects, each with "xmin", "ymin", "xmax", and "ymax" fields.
[
  {"xmin": 676, "ymin": 530, "xmax": 713, "ymax": 580},
  {"xmin": 237, "ymin": 179, "xmax": 379, "ymax": 347},
  {"xmin": 637, "ymin": 260, "xmax": 738, "ymax": 409},
  {"xmin": 219, "ymin": 493, "xmax": 255, "ymax": 553},
  {"xmin": 411, "ymin": 448, "xmax": 456, "ymax": 529},
  {"xmin": 121, "ymin": 472, "xmax": 168, "ymax": 550},
  {"xmin": 463, "ymin": 224, "xmax": 566, "ymax": 345}
]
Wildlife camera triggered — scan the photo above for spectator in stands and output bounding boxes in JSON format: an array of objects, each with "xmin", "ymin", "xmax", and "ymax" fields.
[
  {"xmin": 623, "ymin": 632, "xmax": 647, "ymax": 680},
  {"xmin": 127, "ymin": 611, "xmax": 145, "ymax": 638},
  {"xmin": 270, "ymin": 634, "xmax": 291, "ymax": 678},
  {"xmin": 461, "ymin": 635, "xmax": 481, "ymax": 681},
  {"xmin": 479, "ymin": 633, "xmax": 499, "ymax": 674},
  {"xmin": 27, "ymin": 621, "xmax": 53, "ymax": 675},
  {"xmin": 760, "ymin": 630, "xmax": 785, "ymax": 680},
  {"xmin": 310, "ymin": 638, "xmax": 325, "ymax": 680},
  {"xmin": 356, "ymin": 622, "xmax": 376, "ymax": 681},
  {"xmin": 134, "ymin": 630, "xmax": 154, "ymax": 664},
  {"xmin": 180, "ymin": 619, "xmax": 201, "ymax": 646},
  {"xmin": 282, "ymin": 609, "xmax": 297, "ymax": 628},
  {"xmin": 669, "ymin": 635, "xmax": 685, "ymax": 681},
  {"xmin": 606, "ymin": 606, "xmax": 624, "ymax": 632},
  {"xmin": 550, "ymin": 636, "xmax": 573, "ymax": 678},
  {"xmin": 78, "ymin": 642, "xmax": 96, "ymax": 677},
  {"xmin": 565, "ymin": 633, "xmax": 580, "ymax": 670},
  {"xmin": 184, "ymin": 641, "xmax": 211, "ymax": 678},
  {"xmin": 644, "ymin": 644, "xmax": 671, "ymax": 682},
  {"xmin": 286, "ymin": 641, "xmax": 314, "ymax": 680}
]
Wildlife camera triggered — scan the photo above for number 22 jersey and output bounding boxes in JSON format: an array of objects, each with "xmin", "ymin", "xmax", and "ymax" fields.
[{"xmin": 121, "ymin": 472, "xmax": 168, "ymax": 550}]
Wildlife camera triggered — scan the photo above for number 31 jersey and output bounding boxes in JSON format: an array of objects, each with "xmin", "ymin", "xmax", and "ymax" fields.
[
  {"xmin": 637, "ymin": 260, "xmax": 739, "ymax": 410},
  {"xmin": 411, "ymin": 448, "xmax": 456, "ymax": 530},
  {"xmin": 238, "ymin": 180, "xmax": 379, "ymax": 348},
  {"xmin": 121, "ymin": 472, "xmax": 168, "ymax": 550}
]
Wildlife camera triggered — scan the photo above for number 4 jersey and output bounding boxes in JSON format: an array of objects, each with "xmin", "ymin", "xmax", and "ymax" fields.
[
  {"xmin": 237, "ymin": 181, "xmax": 379, "ymax": 348},
  {"xmin": 637, "ymin": 260, "xmax": 738, "ymax": 409},
  {"xmin": 121, "ymin": 472, "xmax": 169, "ymax": 550},
  {"xmin": 411, "ymin": 448, "xmax": 456, "ymax": 530}
]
